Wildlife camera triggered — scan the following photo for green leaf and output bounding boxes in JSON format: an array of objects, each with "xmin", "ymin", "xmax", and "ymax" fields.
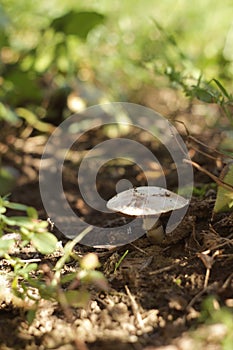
[
  {"xmin": 17, "ymin": 263, "xmax": 38, "ymax": 278},
  {"xmin": 26, "ymin": 206, "xmax": 38, "ymax": 219},
  {"xmin": 5, "ymin": 70, "xmax": 42, "ymax": 105},
  {"xmin": 4, "ymin": 201, "xmax": 30, "ymax": 211},
  {"xmin": 62, "ymin": 290, "xmax": 90, "ymax": 307},
  {"xmin": 0, "ymin": 238, "xmax": 14, "ymax": 256},
  {"xmin": 0, "ymin": 207, "xmax": 6, "ymax": 214},
  {"xmin": 2, "ymin": 215, "xmax": 34, "ymax": 228},
  {"xmin": 51, "ymin": 11, "xmax": 105, "ymax": 39},
  {"xmin": 0, "ymin": 103, "xmax": 19, "ymax": 124},
  {"xmin": 79, "ymin": 270, "xmax": 108, "ymax": 290},
  {"xmin": 0, "ymin": 5, "xmax": 10, "ymax": 30},
  {"xmin": 212, "ymin": 79, "xmax": 231, "ymax": 99},
  {"xmin": 27, "ymin": 309, "xmax": 37, "ymax": 325},
  {"xmin": 192, "ymin": 87, "xmax": 215, "ymax": 103},
  {"xmin": 54, "ymin": 226, "xmax": 93, "ymax": 271},
  {"xmin": 31, "ymin": 232, "xmax": 57, "ymax": 254},
  {"xmin": 214, "ymin": 163, "xmax": 233, "ymax": 213},
  {"xmin": 16, "ymin": 108, "xmax": 54, "ymax": 133},
  {"xmin": 60, "ymin": 272, "xmax": 77, "ymax": 284},
  {"xmin": 0, "ymin": 167, "xmax": 19, "ymax": 195}
]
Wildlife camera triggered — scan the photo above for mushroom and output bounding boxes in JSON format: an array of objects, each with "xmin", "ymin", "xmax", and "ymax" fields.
[{"xmin": 106, "ymin": 186, "xmax": 189, "ymax": 244}]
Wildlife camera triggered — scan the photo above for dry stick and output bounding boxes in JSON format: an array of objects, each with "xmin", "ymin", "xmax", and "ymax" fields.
[
  {"xmin": 149, "ymin": 264, "xmax": 177, "ymax": 276},
  {"xmin": 186, "ymin": 282, "xmax": 218, "ymax": 310},
  {"xmin": 5, "ymin": 257, "xmax": 42, "ymax": 264},
  {"xmin": 188, "ymin": 134, "xmax": 233, "ymax": 160},
  {"xmin": 190, "ymin": 217, "xmax": 201, "ymax": 248},
  {"xmin": 197, "ymin": 251, "xmax": 211, "ymax": 289},
  {"xmin": 125, "ymin": 285, "xmax": 144, "ymax": 329},
  {"xmin": 175, "ymin": 123, "xmax": 233, "ymax": 205},
  {"xmin": 149, "ymin": 259, "xmax": 189, "ymax": 275},
  {"xmin": 183, "ymin": 159, "xmax": 233, "ymax": 192},
  {"xmin": 221, "ymin": 272, "xmax": 233, "ymax": 290},
  {"xmin": 197, "ymin": 250, "xmax": 220, "ymax": 289},
  {"xmin": 173, "ymin": 119, "xmax": 233, "ymax": 160},
  {"xmin": 188, "ymin": 143, "xmax": 218, "ymax": 160},
  {"xmin": 204, "ymin": 268, "xmax": 210, "ymax": 289},
  {"xmin": 130, "ymin": 242, "xmax": 148, "ymax": 255},
  {"xmin": 207, "ymin": 225, "xmax": 233, "ymax": 251},
  {"xmin": 170, "ymin": 120, "xmax": 223, "ymax": 182}
]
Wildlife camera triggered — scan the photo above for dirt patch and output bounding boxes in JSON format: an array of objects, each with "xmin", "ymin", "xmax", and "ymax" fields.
[{"xmin": 0, "ymin": 121, "xmax": 233, "ymax": 350}]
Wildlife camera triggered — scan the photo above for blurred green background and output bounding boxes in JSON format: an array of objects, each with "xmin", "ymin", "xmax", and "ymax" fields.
[
  {"xmin": 1, "ymin": 2, "xmax": 233, "ymax": 341},
  {"xmin": 1, "ymin": 0, "xmax": 233, "ymax": 124}
]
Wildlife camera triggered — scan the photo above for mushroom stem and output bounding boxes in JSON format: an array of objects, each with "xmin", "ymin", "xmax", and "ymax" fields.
[
  {"xmin": 142, "ymin": 216, "xmax": 165, "ymax": 244},
  {"xmin": 142, "ymin": 216, "xmax": 160, "ymax": 231}
]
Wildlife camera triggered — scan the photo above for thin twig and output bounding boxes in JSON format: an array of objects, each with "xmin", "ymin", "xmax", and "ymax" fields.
[
  {"xmin": 204, "ymin": 268, "xmax": 210, "ymax": 289},
  {"xmin": 197, "ymin": 250, "xmax": 220, "ymax": 289},
  {"xmin": 186, "ymin": 282, "xmax": 218, "ymax": 309},
  {"xmin": 184, "ymin": 159, "xmax": 233, "ymax": 191},
  {"xmin": 130, "ymin": 243, "xmax": 148, "ymax": 255},
  {"xmin": 188, "ymin": 135, "xmax": 233, "ymax": 160},
  {"xmin": 149, "ymin": 259, "xmax": 189, "ymax": 275},
  {"xmin": 221, "ymin": 272, "xmax": 233, "ymax": 290},
  {"xmin": 125, "ymin": 285, "xmax": 144, "ymax": 328},
  {"xmin": 174, "ymin": 119, "xmax": 233, "ymax": 160},
  {"xmin": 188, "ymin": 144, "xmax": 218, "ymax": 160}
]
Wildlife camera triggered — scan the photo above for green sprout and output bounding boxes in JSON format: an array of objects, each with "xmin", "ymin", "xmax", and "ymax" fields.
[{"xmin": 114, "ymin": 250, "xmax": 129, "ymax": 273}]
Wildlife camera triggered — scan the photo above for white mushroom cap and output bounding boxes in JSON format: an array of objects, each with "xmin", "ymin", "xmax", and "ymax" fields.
[{"xmin": 106, "ymin": 186, "xmax": 188, "ymax": 216}]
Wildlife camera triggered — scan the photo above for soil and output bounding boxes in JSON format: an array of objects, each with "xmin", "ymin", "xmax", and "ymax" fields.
[{"xmin": 0, "ymin": 103, "xmax": 233, "ymax": 350}]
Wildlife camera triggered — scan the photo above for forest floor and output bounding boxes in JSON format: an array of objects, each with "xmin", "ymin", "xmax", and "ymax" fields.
[{"xmin": 0, "ymin": 91, "xmax": 233, "ymax": 350}]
